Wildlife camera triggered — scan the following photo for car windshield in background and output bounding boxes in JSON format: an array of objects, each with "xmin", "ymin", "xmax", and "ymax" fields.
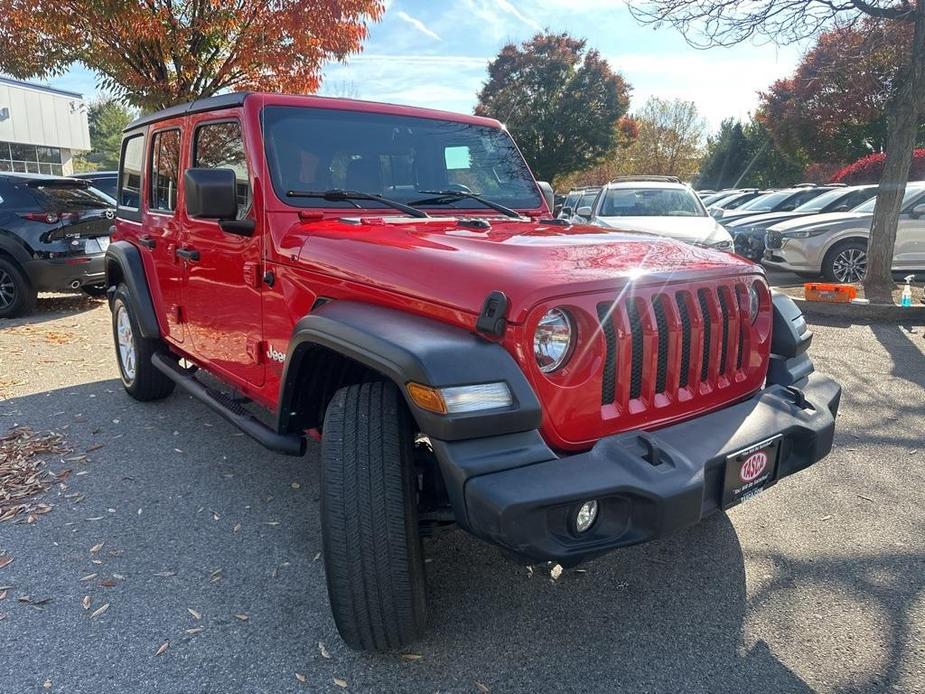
[
  {"xmin": 599, "ymin": 187, "xmax": 705, "ymax": 217},
  {"xmin": 262, "ymin": 106, "xmax": 542, "ymax": 211},
  {"xmin": 737, "ymin": 190, "xmax": 792, "ymax": 212},
  {"xmin": 792, "ymin": 188, "xmax": 847, "ymax": 213},
  {"xmin": 34, "ymin": 184, "xmax": 113, "ymax": 210},
  {"xmin": 577, "ymin": 190, "xmax": 599, "ymax": 208},
  {"xmin": 853, "ymin": 186, "xmax": 923, "ymax": 213}
]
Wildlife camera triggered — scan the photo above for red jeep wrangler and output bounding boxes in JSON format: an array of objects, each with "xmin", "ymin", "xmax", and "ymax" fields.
[{"xmin": 105, "ymin": 92, "xmax": 841, "ymax": 651}]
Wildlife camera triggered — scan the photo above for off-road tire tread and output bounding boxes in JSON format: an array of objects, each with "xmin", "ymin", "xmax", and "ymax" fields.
[
  {"xmin": 112, "ymin": 284, "xmax": 175, "ymax": 401},
  {"xmin": 321, "ymin": 381, "xmax": 427, "ymax": 651}
]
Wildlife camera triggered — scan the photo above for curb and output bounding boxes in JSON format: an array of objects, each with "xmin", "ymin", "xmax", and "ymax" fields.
[{"xmin": 791, "ymin": 295, "xmax": 925, "ymax": 322}]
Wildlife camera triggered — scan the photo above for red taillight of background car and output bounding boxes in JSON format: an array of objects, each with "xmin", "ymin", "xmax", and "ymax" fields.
[{"xmin": 19, "ymin": 212, "xmax": 80, "ymax": 224}]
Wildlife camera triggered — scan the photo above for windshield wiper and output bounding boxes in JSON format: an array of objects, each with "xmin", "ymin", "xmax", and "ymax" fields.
[
  {"xmin": 286, "ymin": 189, "xmax": 430, "ymax": 218},
  {"xmin": 409, "ymin": 190, "xmax": 524, "ymax": 219}
]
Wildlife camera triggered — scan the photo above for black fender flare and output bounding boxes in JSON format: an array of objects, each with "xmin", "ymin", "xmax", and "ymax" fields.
[
  {"xmin": 767, "ymin": 292, "xmax": 814, "ymax": 386},
  {"xmin": 104, "ymin": 241, "xmax": 161, "ymax": 339},
  {"xmin": 278, "ymin": 301, "xmax": 542, "ymax": 441},
  {"xmin": 0, "ymin": 231, "xmax": 34, "ymax": 268}
]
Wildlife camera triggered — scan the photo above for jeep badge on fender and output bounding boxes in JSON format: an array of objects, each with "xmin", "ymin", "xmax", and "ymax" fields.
[{"xmin": 103, "ymin": 91, "xmax": 842, "ymax": 652}]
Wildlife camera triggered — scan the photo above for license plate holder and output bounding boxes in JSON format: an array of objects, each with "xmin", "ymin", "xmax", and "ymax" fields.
[{"xmin": 722, "ymin": 435, "xmax": 782, "ymax": 509}]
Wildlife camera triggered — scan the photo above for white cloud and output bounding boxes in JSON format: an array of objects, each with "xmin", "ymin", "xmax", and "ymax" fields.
[
  {"xmin": 395, "ymin": 10, "xmax": 442, "ymax": 41},
  {"xmin": 493, "ymin": 0, "xmax": 541, "ymax": 30}
]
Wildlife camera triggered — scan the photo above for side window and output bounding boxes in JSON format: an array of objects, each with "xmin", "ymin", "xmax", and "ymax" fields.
[
  {"xmin": 193, "ymin": 121, "xmax": 250, "ymax": 219},
  {"xmin": 149, "ymin": 129, "xmax": 181, "ymax": 213},
  {"xmin": 119, "ymin": 135, "xmax": 144, "ymax": 209}
]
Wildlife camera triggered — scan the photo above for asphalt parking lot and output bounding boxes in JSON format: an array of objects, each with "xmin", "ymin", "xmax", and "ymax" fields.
[{"xmin": 1, "ymin": 291, "xmax": 924, "ymax": 694}]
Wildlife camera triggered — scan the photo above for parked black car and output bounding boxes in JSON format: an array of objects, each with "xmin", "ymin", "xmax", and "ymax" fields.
[
  {"xmin": 0, "ymin": 173, "xmax": 115, "ymax": 318},
  {"xmin": 728, "ymin": 185, "xmax": 878, "ymax": 261},
  {"xmin": 70, "ymin": 171, "xmax": 118, "ymax": 200}
]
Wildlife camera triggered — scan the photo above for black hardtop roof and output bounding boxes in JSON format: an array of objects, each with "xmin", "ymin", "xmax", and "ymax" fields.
[{"xmin": 125, "ymin": 92, "xmax": 251, "ymax": 132}]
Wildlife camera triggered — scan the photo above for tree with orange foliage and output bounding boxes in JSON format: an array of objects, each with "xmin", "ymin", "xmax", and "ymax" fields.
[{"xmin": 0, "ymin": 0, "xmax": 384, "ymax": 111}]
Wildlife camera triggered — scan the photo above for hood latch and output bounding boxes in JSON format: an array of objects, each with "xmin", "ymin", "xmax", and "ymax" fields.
[{"xmin": 476, "ymin": 290, "xmax": 509, "ymax": 338}]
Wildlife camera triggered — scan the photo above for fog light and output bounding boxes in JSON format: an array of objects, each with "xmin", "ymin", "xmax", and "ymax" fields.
[{"xmin": 575, "ymin": 500, "xmax": 598, "ymax": 533}]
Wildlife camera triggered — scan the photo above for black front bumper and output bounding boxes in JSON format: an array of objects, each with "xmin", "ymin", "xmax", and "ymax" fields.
[{"xmin": 431, "ymin": 372, "xmax": 841, "ymax": 563}]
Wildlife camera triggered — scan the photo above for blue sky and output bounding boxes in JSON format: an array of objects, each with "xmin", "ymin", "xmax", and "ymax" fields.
[{"xmin": 45, "ymin": 0, "xmax": 805, "ymax": 131}]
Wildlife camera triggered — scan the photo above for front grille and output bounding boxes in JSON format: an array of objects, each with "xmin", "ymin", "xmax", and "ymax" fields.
[
  {"xmin": 766, "ymin": 230, "xmax": 783, "ymax": 249},
  {"xmin": 597, "ymin": 281, "xmax": 749, "ymax": 408}
]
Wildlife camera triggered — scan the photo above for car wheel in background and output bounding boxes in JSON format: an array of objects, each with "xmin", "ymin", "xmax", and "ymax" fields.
[
  {"xmin": 111, "ymin": 283, "xmax": 175, "ymax": 401},
  {"xmin": 823, "ymin": 240, "xmax": 868, "ymax": 284},
  {"xmin": 82, "ymin": 284, "xmax": 108, "ymax": 299},
  {"xmin": 0, "ymin": 257, "xmax": 36, "ymax": 319}
]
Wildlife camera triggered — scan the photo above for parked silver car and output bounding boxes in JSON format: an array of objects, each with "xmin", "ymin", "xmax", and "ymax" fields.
[
  {"xmin": 580, "ymin": 177, "xmax": 733, "ymax": 250},
  {"xmin": 763, "ymin": 183, "xmax": 925, "ymax": 282}
]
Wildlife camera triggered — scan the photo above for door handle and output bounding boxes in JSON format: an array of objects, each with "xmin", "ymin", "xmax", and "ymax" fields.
[
  {"xmin": 139, "ymin": 235, "xmax": 156, "ymax": 250},
  {"xmin": 176, "ymin": 247, "xmax": 200, "ymax": 262}
]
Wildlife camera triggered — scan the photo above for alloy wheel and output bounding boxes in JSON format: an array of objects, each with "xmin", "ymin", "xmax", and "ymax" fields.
[
  {"xmin": 0, "ymin": 269, "xmax": 15, "ymax": 309},
  {"xmin": 831, "ymin": 248, "xmax": 867, "ymax": 283},
  {"xmin": 116, "ymin": 304, "xmax": 137, "ymax": 382}
]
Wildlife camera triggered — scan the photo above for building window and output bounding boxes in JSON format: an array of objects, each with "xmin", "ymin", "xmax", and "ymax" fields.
[{"xmin": 0, "ymin": 141, "xmax": 63, "ymax": 175}]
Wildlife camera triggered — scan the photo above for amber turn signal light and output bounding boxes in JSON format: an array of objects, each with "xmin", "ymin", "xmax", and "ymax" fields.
[{"xmin": 406, "ymin": 383, "xmax": 447, "ymax": 414}]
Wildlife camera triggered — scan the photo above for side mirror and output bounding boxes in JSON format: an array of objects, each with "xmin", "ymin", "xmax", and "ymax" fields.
[
  {"xmin": 710, "ymin": 208, "xmax": 724, "ymax": 219},
  {"xmin": 184, "ymin": 168, "xmax": 254, "ymax": 236},
  {"xmin": 536, "ymin": 181, "xmax": 555, "ymax": 214},
  {"xmin": 560, "ymin": 206, "xmax": 573, "ymax": 218},
  {"xmin": 576, "ymin": 206, "xmax": 593, "ymax": 219}
]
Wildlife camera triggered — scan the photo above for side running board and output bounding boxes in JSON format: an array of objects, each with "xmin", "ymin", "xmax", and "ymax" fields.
[{"xmin": 151, "ymin": 353, "xmax": 306, "ymax": 457}]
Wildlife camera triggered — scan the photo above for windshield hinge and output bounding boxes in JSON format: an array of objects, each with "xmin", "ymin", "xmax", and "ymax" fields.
[{"xmin": 476, "ymin": 290, "xmax": 509, "ymax": 338}]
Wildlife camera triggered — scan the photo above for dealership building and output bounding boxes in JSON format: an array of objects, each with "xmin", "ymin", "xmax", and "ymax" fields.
[{"xmin": 0, "ymin": 76, "xmax": 91, "ymax": 176}]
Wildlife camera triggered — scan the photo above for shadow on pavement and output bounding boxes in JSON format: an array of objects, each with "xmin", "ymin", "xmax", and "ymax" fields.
[{"xmin": 0, "ymin": 380, "xmax": 820, "ymax": 692}]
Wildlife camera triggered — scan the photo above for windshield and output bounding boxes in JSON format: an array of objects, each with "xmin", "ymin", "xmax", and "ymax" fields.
[
  {"xmin": 701, "ymin": 191, "xmax": 735, "ymax": 206},
  {"xmin": 737, "ymin": 190, "xmax": 792, "ymax": 212},
  {"xmin": 599, "ymin": 187, "xmax": 705, "ymax": 217},
  {"xmin": 854, "ymin": 186, "xmax": 924, "ymax": 213},
  {"xmin": 793, "ymin": 188, "xmax": 846, "ymax": 213},
  {"xmin": 262, "ymin": 106, "xmax": 542, "ymax": 211},
  {"xmin": 577, "ymin": 190, "xmax": 599, "ymax": 209}
]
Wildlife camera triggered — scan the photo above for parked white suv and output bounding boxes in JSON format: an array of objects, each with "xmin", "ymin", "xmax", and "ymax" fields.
[
  {"xmin": 764, "ymin": 183, "xmax": 925, "ymax": 282},
  {"xmin": 580, "ymin": 177, "xmax": 734, "ymax": 251}
]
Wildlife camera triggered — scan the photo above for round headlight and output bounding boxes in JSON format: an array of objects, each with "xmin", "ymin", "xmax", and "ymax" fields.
[
  {"xmin": 534, "ymin": 308, "xmax": 574, "ymax": 373},
  {"xmin": 747, "ymin": 281, "xmax": 761, "ymax": 323}
]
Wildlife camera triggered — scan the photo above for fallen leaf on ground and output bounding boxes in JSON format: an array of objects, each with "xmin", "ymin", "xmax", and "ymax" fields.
[
  {"xmin": 184, "ymin": 627, "xmax": 205, "ymax": 635},
  {"xmin": 400, "ymin": 653, "xmax": 423, "ymax": 661},
  {"xmin": 476, "ymin": 682, "xmax": 490, "ymax": 693},
  {"xmin": 234, "ymin": 613, "xmax": 249, "ymax": 621},
  {"xmin": 81, "ymin": 595, "xmax": 91, "ymax": 610},
  {"xmin": 0, "ymin": 427, "xmax": 69, "ymax": 523},
  {"xmin": 550, "ymin": 564, "xmax": 563, "ymax": 581},
  {"xmin": 89, "ymin": 542, "xmax": 104, "ymax": 554},
  {"xmin": 333, "ymin": 677, "xmax": 348, "ymax": 688},
  {"xmin": 319, "ymin": 641, "xmax": 332, "ymax": 659},
  {"xmin": 155, "ymin": 641, "xmax": 169, "ymax": 656},
  {"xmin": 0, "ymin": 556, "xmax": 11, "ymax": 570},
  {"xmin": 43, "ymin": 679, "xmax": 51, "ymax": 689},
  {"xmin": 295, "ymin": 673, "xmax": 306, "ymax": 683},
  {"xmin": 99, "ymin": 579, "xmax": 117, "ymax": 588},
  {"xmin": 89, "ymin": 603, "xmax": 109, "ymax": 619},
  {"xmin": 80, "ymin": 573, "xmax": 97, "ymax": 582},
  {"xmin": 187, "ymin": 608, "xmax": 201, "ymax": 620}
]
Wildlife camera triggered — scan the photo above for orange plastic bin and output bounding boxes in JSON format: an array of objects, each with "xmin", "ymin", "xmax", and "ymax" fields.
[{"xmin": 804, "ymin": 282, "xmax": 858, "ymax": 303}]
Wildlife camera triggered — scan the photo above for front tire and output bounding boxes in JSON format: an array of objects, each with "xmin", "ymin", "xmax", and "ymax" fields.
[
  {"xmin": 320, "ymin": 381, "xmax": 427, "ymax": 651},
  {"xmin": 823, "ymin": 240, "xmax": 867, "ymax": 283},
  {"xmin": 111, "ymin": 284, "xmax": 175, "ymax": 401},
  {"xmin": 0, "ymin": 257, "xmax": 36, "ymax": 319}
]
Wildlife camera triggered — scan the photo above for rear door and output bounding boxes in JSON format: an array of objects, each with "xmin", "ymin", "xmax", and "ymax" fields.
[
  {"xmin": 894, "ymin": 192, "xmax": 925, "ymax": 270},
  {"xmin": 179, "ymin": 116, "xmax": 264, "ymax": 387},
  {"xmin": 140, "ymin": 126, "xmax": 186, "ymax": 343}
]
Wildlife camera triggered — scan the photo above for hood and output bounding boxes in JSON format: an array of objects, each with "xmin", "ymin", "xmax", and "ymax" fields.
[
  {"xmin": 768, "ymin": 211, "xmax": 872, "ymax": 233},
  {"xmin": 594, "ymin": 215, "xmax": 730, "ymax": 244},
  {"xmin": 291, "ymin": 216, "xmax": 757, "ymax": 323}
]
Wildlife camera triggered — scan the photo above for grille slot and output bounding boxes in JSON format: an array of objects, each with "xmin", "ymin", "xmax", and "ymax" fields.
[
  {"xmin": 698, "ymin": 289, "xmax": 712, "ymax": 382},
  {"xmin": 717, "ymin": 289, "xmax": 730, "ymax": 375},
  {"xmin": 676, "ymin": 295, "xmax": 691, "ymax": 389},
  {"xmin": 627, "ymin": 301, "xmax": 644, "ymax": 400},
  {"xmin": 653, "ymin": 296, "xmax": 669, "ymax": 394},
  {"xmin": 598, "ymin": 303, "xmax": 617, "ymax": 405}
]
